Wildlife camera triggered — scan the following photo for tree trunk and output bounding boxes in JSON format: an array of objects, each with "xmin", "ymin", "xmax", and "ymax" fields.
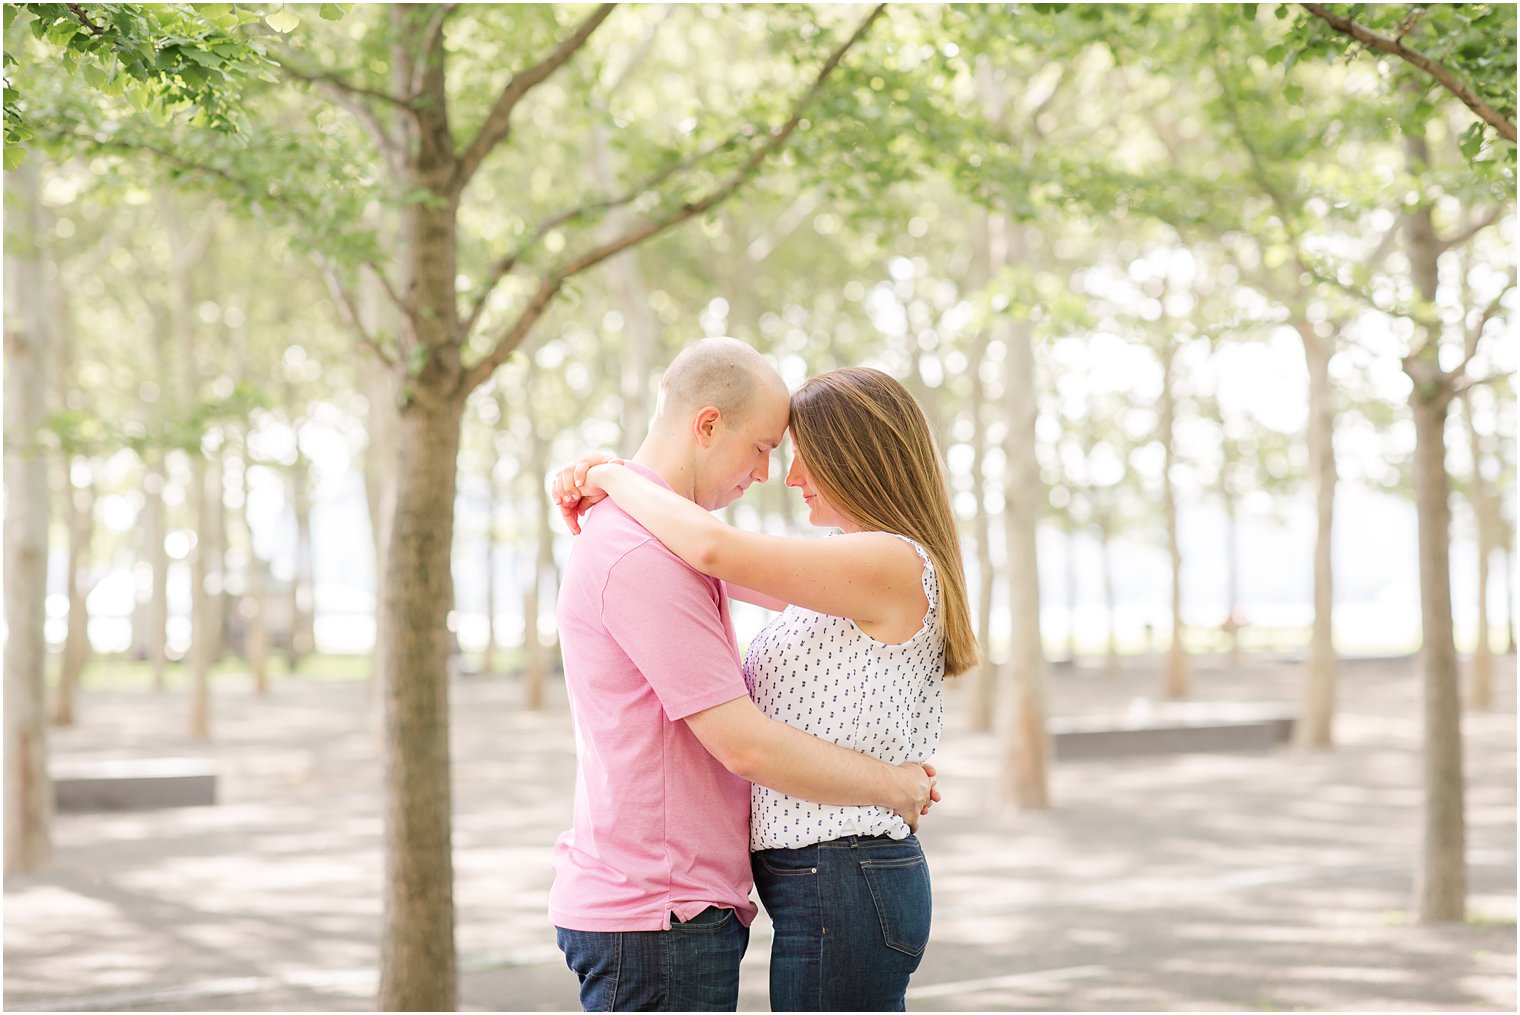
[
  {"xmin": 1099, "ymin": 518, "xmax": 1118, "ymax": 675},
  {"xmin": 1159, "ymin": 340, "xmax": 1189, "ymax": 699},
  {"xmin": 363, "ymin": 357, "xmax": 400, "ymax": 694},
  {"xmin": 1404, "ymin": 136, "xmax": 1465, "ymax": 924},
  {"xmin": 483, "ymin": 398, "xmax": 505, "ymax": 675},
  {"xmin": 1460, "ymin": 392, "xmax": 1494, "ymax": 710},
  {"xmin": 967, "ymin": 217, "xmax": 996, "ymax": 731},
  {"xmin": 239, "ymin": 451, "xmax": 271, "ymax": 695},
  {"xmin": 1224, "ymin": 489, "xmax": 1242, "ymax": 668},
  {"xmin": 188, "ymin": 455, "xmax": 213, "ymax": 741},
  {"xmin": 377, "ymin": 398, "xmax": 462, "ymax": 1011},
  {"xmin": 377, "ymin": 15, "xmax": 462, "ymax": 1003},
  {"xmin": 145, "ymin": 459, "xmax": 171, "ymax": 687},
  {"xmin": 995, "ymin": 217, "xmax": 1050, "ymax": 810},
  {"xmin": 207, "ymin": 449, "xmax": 228, "ymax": 664},
  {"xmin": 1296, "ymin": 320, "xmax": 1338, "ymax": 747},
  {"xmin": 1063, "ymin": 513, "xmax": 1079, "ymax": 665},
  {"xmin": 4, "ymin": 160, "xmax": 54, "ymax": 873},
  {"xmin": 169, "ymin": 207, "xmax": 212, "ymax": 741},
  {"xmin": 287, "ymin": 456, "xmax": 316, "ymax": 672},
  {"xmin": 55, "ymin": 462, "xmax": 95, "ymax": 727},
  {"xmin": 1409, "ymin": 383, "xmax": 1466, "ymax": 922},
  {"xmin": 523, "ymin": 419, "xmax": 553, "ymax": 711},
  {"xmin": 1505, "ymin": 530, "xmax": 1517, "ymax": 656}
]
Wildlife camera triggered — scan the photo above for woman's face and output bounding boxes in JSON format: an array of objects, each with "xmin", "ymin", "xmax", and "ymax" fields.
[{"xmin": 785, "ymin": 437, "xmax": 857, "ymax": 532}]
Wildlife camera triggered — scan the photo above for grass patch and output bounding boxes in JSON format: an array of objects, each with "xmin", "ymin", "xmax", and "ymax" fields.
[{"xmin": 72, "ymin": 652, "xmax": 373, "ymax": 692}]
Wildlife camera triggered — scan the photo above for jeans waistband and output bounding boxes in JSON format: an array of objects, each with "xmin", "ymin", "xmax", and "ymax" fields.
[{"xmin": 759, "ymin": 834, "xmax": 914, "ymax": 852}]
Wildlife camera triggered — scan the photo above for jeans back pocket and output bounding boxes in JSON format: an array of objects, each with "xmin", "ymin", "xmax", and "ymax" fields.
[{"xmin": 858, "ymin": 848, "xmax": 932, "ymax": 958}]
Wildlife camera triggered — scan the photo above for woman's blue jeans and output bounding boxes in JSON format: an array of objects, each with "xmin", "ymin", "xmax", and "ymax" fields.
[{"xmin": 752, "ymin": 834, "xmax": 932, "ymax": 1012}]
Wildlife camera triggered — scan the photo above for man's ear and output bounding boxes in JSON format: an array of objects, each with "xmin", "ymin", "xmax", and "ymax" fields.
[{"xmin": 693, "ymin": 406, "xmax": 722, "ymax": 448}]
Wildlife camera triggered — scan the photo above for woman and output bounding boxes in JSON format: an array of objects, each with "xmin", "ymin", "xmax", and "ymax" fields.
[{"xmin": 558, "ymin": 367, "xmax": 976, "ymax": 1011}]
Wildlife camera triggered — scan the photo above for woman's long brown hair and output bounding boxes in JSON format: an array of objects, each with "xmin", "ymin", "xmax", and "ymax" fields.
[{"xmin": 788, "ymin": 367, "xmax": 977, "ymax": 677}]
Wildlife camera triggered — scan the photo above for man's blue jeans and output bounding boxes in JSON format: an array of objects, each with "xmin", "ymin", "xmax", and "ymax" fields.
[
  {"xmin": 556, "ymin": 906, "xmax": 750, "ymax": 1011},
  {"xmin": 753, "ymin": 834, "xmax": 932, "ymax": 1012}
]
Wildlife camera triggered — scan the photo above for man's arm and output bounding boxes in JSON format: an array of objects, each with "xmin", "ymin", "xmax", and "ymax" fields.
[
  {"xmin": 597, "ymin": 541, "xmax": 936, "ymax": 823},
  {"xmin": 685, "ymin": 696, "xmax": 933, "ymax": 819}
]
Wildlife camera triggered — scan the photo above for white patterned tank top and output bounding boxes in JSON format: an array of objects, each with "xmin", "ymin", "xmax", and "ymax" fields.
[{"xmin": 742, "ymin": 534, "xmax": 946, "ymax": 851}]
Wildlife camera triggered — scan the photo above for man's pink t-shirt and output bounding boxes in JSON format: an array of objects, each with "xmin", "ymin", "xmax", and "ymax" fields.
[{"xmin": 550, "ymin": 463, "xmax": 757, "ymax": 932}]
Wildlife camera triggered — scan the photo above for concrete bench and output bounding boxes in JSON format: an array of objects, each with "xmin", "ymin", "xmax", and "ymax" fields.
[
  {"xmin": 52, "ymin": 758, "xmax": 218, "ymax": 812},
  {"xmin": 1050, "ymin": 703, "xmax": 1295, "ymax": 760}
]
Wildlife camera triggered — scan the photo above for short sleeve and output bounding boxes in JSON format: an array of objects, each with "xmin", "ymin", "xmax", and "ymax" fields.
[{"xmin": 601, "ymin": 540, "xmax": 749, "ymax": 721}]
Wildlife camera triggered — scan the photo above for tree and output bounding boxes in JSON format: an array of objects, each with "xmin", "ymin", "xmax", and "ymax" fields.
[
  {"xmin": 4, "ymin": 159, "xmax": 54, "ymax": 872},
  {"xmin": 1292, "ymin": 3, "xmax": 1517, "ymax": 148},
  {"xmin": 29, "ymin": 5, "xmax": 894, "ymax": 1005},
  {"xmin": 4, "ymin": 2, "xmax": 277, "ymax": 168}
]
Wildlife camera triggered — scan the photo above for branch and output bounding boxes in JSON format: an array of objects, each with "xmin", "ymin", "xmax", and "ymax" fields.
[
  {"xmin": 453, "ymin": 3, "xmax": 617, "ymax": 193},
  {"xmin": 317, "ymin": 257, "xmax": 398, "ymax": 368},
  {"xmin": 1437, "ymin": 205, "xmax": 1503, "ymax": 253},
  {"xmin": 746, "ymin": 188, "xmax": 822, "ymax": 263},
  {"xmin": 458, "ymin": 2, "xmax": 887, "ymax": 395},
  {"xmin": 1452, "ymin": 370, "xmax": 1512, "ymax": 399},
  {"xmin": 364, "ymin": 260, "xmax": 409, "ymax": 318},
  {"xmin": 1300, "ymin": 3, "xmax": 1517, "ymax": 143},
  {"xmin": 68, "ymin": 4, "xmax": 105, "ymax": 35},
  {"xmin": 458, "ymin": 128, "xmax": 752, "ymax": 339},
  {"xmin": 410, "ymin": 3, "xmax": 460, "ymax": 99},
  {"xmin": 1463, "ymin": 270, "xmax": 1516, "ymax": 360},
  {"xmin": 276, "ymin": 59, "xmax": 415, "ymax": 114}
]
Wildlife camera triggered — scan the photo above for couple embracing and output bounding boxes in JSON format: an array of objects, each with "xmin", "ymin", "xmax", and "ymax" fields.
[{"xmin": 549, "ymin": 337, "xmax": 976, "ymax": 1012}]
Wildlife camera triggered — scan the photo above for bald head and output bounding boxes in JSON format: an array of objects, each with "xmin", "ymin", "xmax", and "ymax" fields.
[{"xmin": 654, "ymin": 337, "xmax": 788, "ymax": 427}]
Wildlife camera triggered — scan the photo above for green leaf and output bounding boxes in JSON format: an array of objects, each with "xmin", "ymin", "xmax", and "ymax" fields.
[
  {"xmin": 265, "ymin": 9, "xmax": 301, "ymax": 34},
  {"xmin": 3, "ymin": 145, "xmax": 23, "ymax": 171},
  {"xmin": 318, "ymin": 4, "xmax": 349, "ymax": 21}
]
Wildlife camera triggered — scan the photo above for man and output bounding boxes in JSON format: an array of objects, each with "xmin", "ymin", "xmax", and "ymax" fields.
[{"xmin": 550, "ymin": 338, "xmax": 935, "ymax": 1012}]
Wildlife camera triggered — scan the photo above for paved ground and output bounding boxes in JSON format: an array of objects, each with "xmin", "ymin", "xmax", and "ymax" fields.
[{"xmin": 4, "ymin": 654, "xmax": 1515, "ymax": 1012}]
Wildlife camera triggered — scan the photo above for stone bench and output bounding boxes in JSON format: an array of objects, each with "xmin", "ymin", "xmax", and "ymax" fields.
[
  {"xmin": 1050, "ymin": 703, "xmax": 1295, "ymax": 760},
  {"xmin": 52, "ymin": 758, "xmax": 218, "ymax": 812}
]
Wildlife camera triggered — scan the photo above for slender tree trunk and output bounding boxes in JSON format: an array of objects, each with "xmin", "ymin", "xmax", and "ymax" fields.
[
  {"xmin": 1296, "ymin": 321, "xmax": 1338, "ymax": 746},
  {"xmin": 188, "ymin": 455, "xmax": 213, "ymax": 741},
  {"xmin": 287, "ymin": 456, "xmax": 316, "ymax": 671},
  {"xmin": 1460, "ymin": 393, "xmax": 1494, "ymax": 710},
  {"xmin": 1099, "ymin": 519, "xmax": 1118, "ymax": 675},
  {"xmin": 1505, "ymin": 530, "xmax": 1517, "ymax": 656},
  {"xmin": 239, "ymin": 451, "xmax": 271, "ymax": 694},
  {"xmin": 4, "ymin": 160, "xmax": 54, "ymax": 873},
  {"xmin": 1404, "ymin": 137, "xmax": 1465, "ymax": 923},
  {"xmin": 967, "ymin": 216, "xmax": 997, "ymax": 730},
  {"xmin": 363, "ymin": 358, "xmax": 400, "ymax": 694},
  {"xmin": 994, "ymin": 215, "xmax": 1050, "ymax": 809},
  {"xmin": 55, "ymin": 462, "xmax": 95, "ymax": 727},
  {"xmin": 378, "ymin": 16, "xmax": 462, "ymax": 1003},
  {"xmin": 168, "ymin": 209, "xmax": 212, "ymax": 741},
  {"xmin": 207, "ymin": 449, "xmax": 228, "ymax": 664},
  {"xmin": 1063, "ymin": 513, "xmax": 1079, "ymax": 664},
  {"xmin": 145, "ymin": 459, "xmax": 170, "ymax": 687},
  {"xmin": 1224, "ymin": 489, "xmax": 1242, "ymax": 667},
  {"xmin": 1409, "ymin": 383, "xmax": 1466, "ymax": 922},
  {"xmin": 378, "ymin": 400, "xmax": 462, "ymax": 1010},
  {"xmin": 483, "ymin": 400, "xmax": 505, "ymax": 675},
  {"xmin": 523, "ymin": 417, "xmax": 553, "ymax": 711},
  {"xmin": 1159, "ymin": 340, "xmax": 1189, "ymax": 699}
]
